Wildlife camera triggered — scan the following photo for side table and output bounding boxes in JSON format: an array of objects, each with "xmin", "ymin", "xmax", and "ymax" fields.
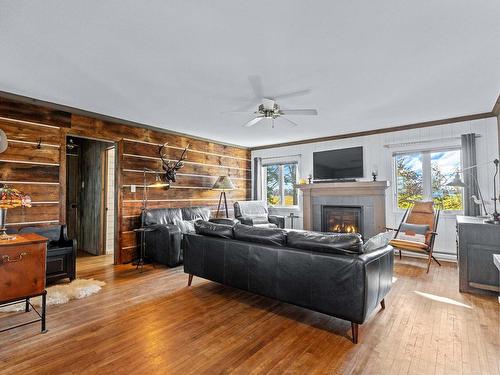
[
  {"xmin": 288, "ymin": 213, "xmax": 300, "ymax": 229},
  {"xmin": 133, "ymin": 227, "xmax": 156, "ymax": 273},
  {"xmin": 494, "ymin": 254, "xmax": 500, "ymax": 303}
]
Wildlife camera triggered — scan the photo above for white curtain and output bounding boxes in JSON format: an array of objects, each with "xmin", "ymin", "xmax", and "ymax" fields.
[{"xmin": 461, "ymin": 133, "xmax": 480, "ymax": 216}]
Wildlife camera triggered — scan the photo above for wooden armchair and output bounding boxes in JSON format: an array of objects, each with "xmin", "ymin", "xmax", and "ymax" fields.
[{"xmin": 388, "ymin": 201, "xmax": 441, "ymax": 273}]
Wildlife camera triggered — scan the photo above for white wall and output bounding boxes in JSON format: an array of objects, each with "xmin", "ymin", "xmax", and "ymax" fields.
[{"xmin": 252, "ymin": 117, "xmax": 499, "ymax": 257}]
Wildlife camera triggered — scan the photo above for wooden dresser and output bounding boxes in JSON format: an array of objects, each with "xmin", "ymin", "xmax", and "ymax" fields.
[
  {"xmin": 456, "ymin": 216, "xmax": 500, "ymax": 295},
  {"xmin": 0, "ymin": 233, "xmax": 48, "ymax": 333}
]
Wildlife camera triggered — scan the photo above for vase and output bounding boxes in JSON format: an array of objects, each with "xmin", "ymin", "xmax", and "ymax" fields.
[{"xmin": 0, "ymin": 208, "xmax": 9, "ymax": 240}]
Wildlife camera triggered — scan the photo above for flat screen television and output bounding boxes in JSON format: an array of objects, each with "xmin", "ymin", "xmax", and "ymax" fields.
[{"xmin": 313, "ymin": 146, "xmax": 364, "ymax": 181}]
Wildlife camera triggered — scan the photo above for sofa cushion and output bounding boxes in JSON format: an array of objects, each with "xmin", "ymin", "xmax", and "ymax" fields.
[
  {"xmin": 233, "ymin": 223, "xmax": 286, "ymax": 247},
  {"xmin": 144, "ymin": 208, "xmax": 182, "ymax": 225},
  {"xmin": 286, "ymin": 230, "xmax": 363, "ymax": 255},
  {"xmin": 194, "ymin": 220, "xmax": 234, "ymax": 239},
  {"xmin": 181, "ymin": 206, "xmax": 211, "ymax": 222}
]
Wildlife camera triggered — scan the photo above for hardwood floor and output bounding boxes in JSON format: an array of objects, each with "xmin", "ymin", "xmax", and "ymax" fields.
[{"xmin": 1, "ymin": 256, "xmax": 499, "ymax": 374}]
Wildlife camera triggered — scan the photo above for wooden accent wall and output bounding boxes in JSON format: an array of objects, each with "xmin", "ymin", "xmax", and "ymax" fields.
[{"xmin": 0, "ymin": 98, "xmax": 251, "ymax": 263}]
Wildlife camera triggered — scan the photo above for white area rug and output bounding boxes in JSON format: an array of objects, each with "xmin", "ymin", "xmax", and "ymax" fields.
[{"xmin": 0, "ymin": 278, "xmax": 105, "ymax": 313}]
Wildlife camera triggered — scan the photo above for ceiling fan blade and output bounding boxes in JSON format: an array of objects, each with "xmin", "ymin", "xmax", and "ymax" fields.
[
  {"xmin": 272, "ymin": 88, "xmax": 312, "ymax": 100},
  {"xmin": 248, "ymin": 75, "xmax": 264, "ymax": 99},
  {"xmin": 280, "ymin": 116, "xmax": 300, "ymax": 127},
  {"xmin": 243, "ymin": 117, "xmax": 264, "ymax": 127},
  {"xmin": 280, "ymin": 109, "xmax": 318, "ymax": 116}
]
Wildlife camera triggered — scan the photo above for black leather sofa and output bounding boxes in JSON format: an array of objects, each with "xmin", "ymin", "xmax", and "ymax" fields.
[
  {"xmin": 143, "ymin": 206, "xmax": 235, "ymax": 267},
  {"xmin": 184, "ymin": 222, "xmax": 394, "ymax": 343},
  {"xmin": 17, "ymin": 225, "xmax": 77, "ymax": 284}
]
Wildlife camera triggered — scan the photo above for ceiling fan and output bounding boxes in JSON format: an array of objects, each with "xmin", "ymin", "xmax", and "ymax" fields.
[{"xmin": 224, "ymin": 76, "xmax": 318, "ymax": 128}]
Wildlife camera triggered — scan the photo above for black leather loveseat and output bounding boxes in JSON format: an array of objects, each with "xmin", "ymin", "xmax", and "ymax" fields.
[
  {"xmin": 143, "ymin": 206, "xmax": 235, "ymax": 267},
  {"xmin": 184, "ymin": 222, "xmax": 394, "ymax": 343}
]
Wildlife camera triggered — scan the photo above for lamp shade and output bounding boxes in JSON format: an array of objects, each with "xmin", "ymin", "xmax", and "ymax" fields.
[
  {"xmin": 212, "ymin": 176, "xmax": 235, "ymax": 191},
  {"xmin": 446, "ymin": 172, "xmax": 467, "ymax": 188},
  {"xmin": 0, "ymin": 129, "xmax": 7, "ymax": 153},
  {"xmin": 148, "ymin": 173, "xmax": 170, "ymax": 188}
]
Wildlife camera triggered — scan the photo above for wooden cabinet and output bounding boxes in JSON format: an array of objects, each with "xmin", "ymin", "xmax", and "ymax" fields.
[
  {"xmin": 0, "ymin": 233, "xmax": 48, "ymax": 333},
  {"xmin": 457, "ymin": 216, "xmax": 500, "ymax": 295}
]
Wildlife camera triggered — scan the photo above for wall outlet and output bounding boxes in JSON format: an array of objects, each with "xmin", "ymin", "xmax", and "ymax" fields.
[{"xmin": 131, "ymin": 185, "xmax": 136, "ymax": 193}]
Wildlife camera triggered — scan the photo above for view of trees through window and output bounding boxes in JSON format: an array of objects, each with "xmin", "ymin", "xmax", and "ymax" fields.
[
  {"xmin": 264, "ymin": 163, "xmax": 298, "ymax": 206},
  {"xmin": 396, "ymin": 149, "xmax": 463, "ymax": 210}
]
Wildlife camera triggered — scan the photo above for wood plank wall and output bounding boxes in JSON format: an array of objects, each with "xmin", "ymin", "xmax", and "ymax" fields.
[{"xmin": 0, "ymin": 98, "xmax": 251, "ymax": 263}]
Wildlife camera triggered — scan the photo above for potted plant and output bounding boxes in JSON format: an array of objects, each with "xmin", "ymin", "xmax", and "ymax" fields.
[{"xmin": 0, "ymin": 184, "xmax": 31, "ymax": 240}]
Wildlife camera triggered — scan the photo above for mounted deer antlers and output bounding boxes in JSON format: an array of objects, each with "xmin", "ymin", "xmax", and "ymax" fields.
[{"xmin": 158, "ymin": 142, "xmax": 190, "ymax": 184}]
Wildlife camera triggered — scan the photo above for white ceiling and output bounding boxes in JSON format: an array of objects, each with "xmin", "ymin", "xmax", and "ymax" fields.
[{"xmin": 1, "ymin": 1, "xmax": 499, "ymax": 147}]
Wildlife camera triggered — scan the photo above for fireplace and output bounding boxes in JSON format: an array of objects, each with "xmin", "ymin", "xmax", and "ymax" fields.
[{"xmin": 321, "ymin": 205, "xmax": 363, "ymax": 235}]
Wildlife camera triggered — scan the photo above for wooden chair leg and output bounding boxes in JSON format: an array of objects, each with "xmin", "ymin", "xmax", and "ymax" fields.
[
  {"xmin": 188, "ymin": 274, "xmax": 193, "ymax": 286},
  {"xmin": 351, "ymin": 322, "xmax": 358, "ymax": 344},
  {"xmin": 426, "ymin": 252, "xmax": 433, "ymax": 273},
  {"xmin": 432, "ymin": 255, "xmax": 442, "ymax": 266},
  {"xmin": 399, "ymin": 249, "xmax": 402, "ymax": 259},
  {"xmin": 380, "ymin": 299, "xmax": 385, "ymax": 310}
]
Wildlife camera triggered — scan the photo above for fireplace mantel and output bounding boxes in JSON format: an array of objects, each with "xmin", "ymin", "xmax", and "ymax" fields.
[{"xmin": 298, "ymin": 181, "xmax": 390, "ymax": 235}]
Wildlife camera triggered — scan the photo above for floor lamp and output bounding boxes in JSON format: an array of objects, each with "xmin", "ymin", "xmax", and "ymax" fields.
[
  {"xmin": 141, "ymin": 168, "xmax": 170, "ymax": 227},
  {"xmin": 212, "ymin": 176, "xmax": 235, "ymax": 218},
  {"xmin": 446, "ymin": 158, "xmax": 500, "ymax": 224},
  {"xmin": 135, "ymin": 168, "xmax": 170, "ymax": 272}
]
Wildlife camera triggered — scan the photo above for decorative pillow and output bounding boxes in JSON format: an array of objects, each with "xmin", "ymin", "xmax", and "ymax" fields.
[
  {"xmin": 177, "ymin": 220, "xmax": 196, "ymax": 234},
  {"xmin": 363, "ymin": 231, "xmax": 393, "ymax": 252},
  {"xmin": 399, "ymin": 223, "xmax": 429, "ymax": 235}
]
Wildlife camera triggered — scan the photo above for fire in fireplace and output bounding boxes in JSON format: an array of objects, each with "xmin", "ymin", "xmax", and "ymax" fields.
[{"xmin": 322, "ymin": 205, "xmax": 363, "ymax": 235}]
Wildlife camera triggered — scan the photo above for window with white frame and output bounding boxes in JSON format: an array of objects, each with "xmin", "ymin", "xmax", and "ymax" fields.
[
  {"xmin": 394, "ymin": 148, "xmax": 463, "ymax": 211},
  {"xmin": 262, "ymin": 162, "xmax": 298, "ymax": 207}
]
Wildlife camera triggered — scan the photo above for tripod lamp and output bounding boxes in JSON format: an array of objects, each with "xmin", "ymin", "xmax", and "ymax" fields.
[
  {"xmin": 446, "ymin": 159, "xmax": 500, "ymax": 224},
  {"xmin": 212, "ymin": 176, "xmax": 235, "ymax": 218}
]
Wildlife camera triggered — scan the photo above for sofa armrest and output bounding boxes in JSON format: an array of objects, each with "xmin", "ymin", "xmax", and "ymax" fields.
[
  {"xmin": 236, "ymin": 216, "xmax": 256, "ymax": 226},
  {"xmin": 268, "ymin": 215, "xmax": 285, "ymax": 229},
  {"xmin": 358, "ymin": 245, "xmax": 394, "ymax": 322},
  {"xmin": 59, "ymin": 225, "xmax": 77, "ymax": 250},
  {"xmin": 145, "ymin": 224, "xmax": 182, "ymax": 267}
]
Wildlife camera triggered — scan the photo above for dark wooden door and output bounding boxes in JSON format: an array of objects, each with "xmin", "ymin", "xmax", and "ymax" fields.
[{"xmin": 78, "ymin": 139, "xmax": 108, "ymax": 255}]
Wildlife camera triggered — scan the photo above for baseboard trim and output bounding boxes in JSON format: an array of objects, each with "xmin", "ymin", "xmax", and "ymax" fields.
[{"xmin": 399, "ymin": 250, "xmax": 457, "ymax": 263}]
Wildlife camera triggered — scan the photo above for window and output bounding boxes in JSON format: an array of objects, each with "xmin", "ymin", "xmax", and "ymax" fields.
[
  {"xmin": 395, "ymin": 149, "xmax": 463, "ymax": 211},
  {"xmin": 263, "ymin": 163, "xmax": 298, "ymax": 206}
]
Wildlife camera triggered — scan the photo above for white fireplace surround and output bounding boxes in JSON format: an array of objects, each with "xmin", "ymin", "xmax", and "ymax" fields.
[{"xmin": 298, "ymin": 181, "xmax": 390, "ymax": 239}]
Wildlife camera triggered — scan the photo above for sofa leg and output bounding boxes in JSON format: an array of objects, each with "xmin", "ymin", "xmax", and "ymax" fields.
[
  {"xmin": 380, "ymin": 299, "xmax": 385, "ymax": 309},
  {"xmin": 351, "ymin": 322, "xmax": 358, "ymax": 344},
  {"xmin": 188, "ymin": 274, "xmax": 193, "ymax": 286}
]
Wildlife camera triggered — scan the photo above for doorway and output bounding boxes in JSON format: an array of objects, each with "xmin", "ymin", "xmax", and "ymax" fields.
[{"xmin": 66, "ymin": 136, "xmax": 116, "ymax": 263}]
